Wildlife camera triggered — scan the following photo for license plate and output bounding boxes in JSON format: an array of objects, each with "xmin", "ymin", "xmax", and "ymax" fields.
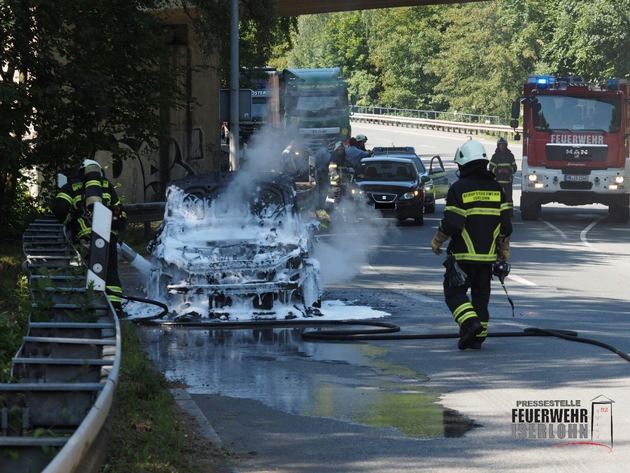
[
  {"xmin": 564, "ymin": 175, "xmax": 589, "ymax": 182},
  {"xmin": 375, "ymin": 202, "xmax": 395, "ymax": 210}
]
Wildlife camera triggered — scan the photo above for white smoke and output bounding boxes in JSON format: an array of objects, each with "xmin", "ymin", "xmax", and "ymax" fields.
[
  {"xmin": 312, "ymin": 200, "xmax": 393, "ymax": 286},
  {"xmin": 232, "ymin": 125, "xmax": 394, "ymax": 288}
]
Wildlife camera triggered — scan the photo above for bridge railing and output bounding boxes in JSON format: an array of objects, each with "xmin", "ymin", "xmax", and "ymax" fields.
[{"xmin": 350, "ymin": 107, "xmax": 522, "ymax": 139}]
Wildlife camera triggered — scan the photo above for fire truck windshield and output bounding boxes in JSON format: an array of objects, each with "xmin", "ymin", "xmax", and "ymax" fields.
[{"xmin": 532, "ymin": 95, "xmax": 621, "ymax": 133}]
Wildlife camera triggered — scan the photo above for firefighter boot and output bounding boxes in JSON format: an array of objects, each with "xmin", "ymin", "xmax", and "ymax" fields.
[{"xmin": 458, "ymin": 318, "xmax": 483, "ymax": 350}]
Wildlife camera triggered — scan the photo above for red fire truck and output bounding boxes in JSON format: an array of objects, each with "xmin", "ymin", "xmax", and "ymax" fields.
[{"xmin": 510, "ymin": 75, "xmax": 630, "ymax": 222}]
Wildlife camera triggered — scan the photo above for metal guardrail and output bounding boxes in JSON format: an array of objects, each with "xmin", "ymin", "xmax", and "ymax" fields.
[
  {"xmin": 351, "ymin": 105, "xmax": 503, "ymax": 125},
  {"xmin": 351, "ymin": 112, "xmax": 522, "ymax": 138},
  {"xmin": 0, "ymin": 218, "xmax": 121, "ymax": 473}
]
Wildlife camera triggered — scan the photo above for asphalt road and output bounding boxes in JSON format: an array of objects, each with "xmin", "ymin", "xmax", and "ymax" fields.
[{"xmin": 134, "ymin": 126, "xmax": 630, "ymax": 473}]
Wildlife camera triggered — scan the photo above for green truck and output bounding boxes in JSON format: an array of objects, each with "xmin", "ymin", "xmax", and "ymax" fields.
[{"xmin": 269, "ymin": 67, "xmax": 352, "ymax": 149}]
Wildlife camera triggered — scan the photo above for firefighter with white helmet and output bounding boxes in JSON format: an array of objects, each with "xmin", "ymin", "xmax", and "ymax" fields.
[
  {"xmin": 490, "ymin": 137, "xmax": 517, "ymax": 217},
  {"xmin": 430, "ymin": 139, "xmax": 512, "ymax": 350},
  {"xmin": 355, "ymin": 134, "xmax": 369, "ymax": 152},
  {"xmin": 53, "ymin": 158, "xmax": 127, "ymax": 315}
]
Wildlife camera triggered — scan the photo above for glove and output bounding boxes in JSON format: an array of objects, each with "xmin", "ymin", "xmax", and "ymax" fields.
[
  {"xmin": 431, "ymin": 229, "xmax": 449, "ymax": 255},
  {"xmin": 111, "ymin": 207, "xmax": 127, "ymax": 231},
  {"xmin": 497, "ymin": 235, "xmax": 510, "ymax": 262}
]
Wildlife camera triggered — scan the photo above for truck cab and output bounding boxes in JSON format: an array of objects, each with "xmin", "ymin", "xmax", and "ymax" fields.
[{"xmin": 512, "ymin": 75, "xmax": 630, "ymax": 222}]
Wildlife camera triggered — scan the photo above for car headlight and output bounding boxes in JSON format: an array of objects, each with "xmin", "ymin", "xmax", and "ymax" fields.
[
  {"xmin": 614, "ymin": 176, "xmax": 624, "ymax": 184},
  {"xmin": 527, "ymin": 174, "xmax": 538, "ymax": 182},
  {"xmin": 350, "ymin": 187, "xmax": 365, "ymax": 198},
  {"xmin": 401, "ymin": 190, "xmax": 420, "ymax": 200}
]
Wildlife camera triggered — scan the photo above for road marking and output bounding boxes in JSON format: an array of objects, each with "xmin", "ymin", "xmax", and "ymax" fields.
[
  {"xmin": 541, "ymin": 220, "xmax": 568, "ymax": 240},
  {"xmin": 507, "ymin": 274, "xmax": 538, "ymax": 286},
  {"xmin": 580, "ymin": 216, "xmax": 607, "ymax": 252}
]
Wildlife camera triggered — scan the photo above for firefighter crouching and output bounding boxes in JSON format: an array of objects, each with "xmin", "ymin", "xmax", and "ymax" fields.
[
  {"xmin": 53, "ymin": 159, "xmax": 127, "ymax": 315},
  {"xmin": 430, "ymin": 140, "xmax": 512, "ymax": 350}
]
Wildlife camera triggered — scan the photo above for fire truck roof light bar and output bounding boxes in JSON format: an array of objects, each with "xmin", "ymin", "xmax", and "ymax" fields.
[{"xmin": 528, "ymin": 75, "xmax": 627, "ymax": 92}]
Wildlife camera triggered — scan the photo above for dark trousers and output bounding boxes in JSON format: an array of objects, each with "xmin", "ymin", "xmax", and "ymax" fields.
[
  {"xmin": 444, "ymin": 263, "xmax": 492, "ymax": 340},
  {"xmin": 499, "ymin": 182, "xmax": 513, "ymax": 211},
  {"xmin": 106, "ymin": 234, "xmax": 123, "ymax": 308}
]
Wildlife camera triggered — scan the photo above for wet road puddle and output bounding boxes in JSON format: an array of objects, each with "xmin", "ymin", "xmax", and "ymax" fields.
[{"xmin": 137, "ymin": 325, "xmax": 478, "ymax": 439}]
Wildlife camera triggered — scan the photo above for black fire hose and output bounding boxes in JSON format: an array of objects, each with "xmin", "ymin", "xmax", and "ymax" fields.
[{"xmin": 111, "ymin": 292, "xmax": 630, "ymax": 364}]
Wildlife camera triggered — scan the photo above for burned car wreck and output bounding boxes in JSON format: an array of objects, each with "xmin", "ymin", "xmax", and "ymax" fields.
[{"xmin": 147, "ymin": 171, "xmax": 322, "ymax": 320}]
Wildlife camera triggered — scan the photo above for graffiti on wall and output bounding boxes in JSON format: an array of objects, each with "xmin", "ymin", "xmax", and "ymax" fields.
[{"xmin": 101, "ymin": 126, "xmax": 213, "ymax": 204}]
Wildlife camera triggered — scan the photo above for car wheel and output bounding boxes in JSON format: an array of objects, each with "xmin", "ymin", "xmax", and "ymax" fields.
[
  {"xmin": 414, "ymin": 214, "xmax": 424, "ymax": 226},
  {"xmin": 424, "ymin": 203, "xmax": 436, "ymax": 214}
]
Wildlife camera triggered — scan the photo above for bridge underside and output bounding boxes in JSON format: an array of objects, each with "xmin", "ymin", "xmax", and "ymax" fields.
[{"xmin": 275, "ymin": 0, "xmax": 483, "ymax": 16}]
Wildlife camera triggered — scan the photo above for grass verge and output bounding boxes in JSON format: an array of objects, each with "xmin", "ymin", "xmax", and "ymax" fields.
[{"xmin": 0, "ymin": 240, "xmax": 30, "ymax": 382}]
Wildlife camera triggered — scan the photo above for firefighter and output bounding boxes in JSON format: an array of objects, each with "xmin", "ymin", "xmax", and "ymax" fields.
[
  {"xmin": 328, "ymin": 141, "xmax": 352, "ymax": 205},
  {"xmin": 355, "ymin": 134, "xmax": 369, "ymax": 152},
  {"xmin": 430, "ymin": 140, "xmax": 512, "ymax": 350},
  {"xmin": 489, "ymin": 137, "xmax": 517, "ymax": 217},
  {"xmin": 314, "ymin": 138, "xmax": 331, "ymax": 208},
  {"xmin": 53, "ymin": 159, "xmax": 127, "ymax": 315},
  {"xmin": 345, "ymin": 137, "xmax": 372, "ymax": 169}
]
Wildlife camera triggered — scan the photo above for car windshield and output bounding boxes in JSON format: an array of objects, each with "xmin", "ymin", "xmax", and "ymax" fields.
[{"xmin": 356, "ymin": 161, "xmax": 417, "ymax": 181}]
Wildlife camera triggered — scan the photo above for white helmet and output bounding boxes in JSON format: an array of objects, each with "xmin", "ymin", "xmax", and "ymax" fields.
[
  {"xmin": 355, "ymin": 134, "xmax": 368, "ymax": 143},
  {"xmin": 81, "ymin": 159, "xmax": 101, "ymax": 169},
  {"xmin": 81, "ymin": 158, "xmax": 102, "ymax": 176},
  {"xmin": 454, "ymin": 140, "xmax": 488, "ymax": 166}
]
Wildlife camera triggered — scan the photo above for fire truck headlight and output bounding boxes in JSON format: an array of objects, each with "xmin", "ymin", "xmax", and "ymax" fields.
[
  {"xmin": 527, "ymin": 174, "xmax": 538, "ymax": 182},
  {"xmin": 614, "ymin": 176, "xmax": 624, "ymax": 184}
]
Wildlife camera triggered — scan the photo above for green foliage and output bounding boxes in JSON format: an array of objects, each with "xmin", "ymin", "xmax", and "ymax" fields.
[
  {"xmin": 190, "ymin": 0, "xmax": 296, "ymax": 86},
  {"xmin": 0, "ymin": 241, "xmax": 30, "ymax": 382},
  {"xmin": 286, "ymin": 0, "xmax": 630, "ymax": 120},
  {"xmin": 1, "ymin": 0, "xmax": 186, "ymax": 234},
  {"xmin": 544, "ymin": 0, "xmax": 630, "ymax": 81}
]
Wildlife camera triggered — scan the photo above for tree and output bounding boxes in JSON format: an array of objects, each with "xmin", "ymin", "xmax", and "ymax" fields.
[
  {"xmin": 428, "ymin": 0, "xmax": 547, "ymax": 118},
  {"xmin": 287, "ymin": 12, "xmax": 381, "ymax": 105},
  {"xmin": 1, "ymin": 1, "xmax": 294, "ymax": 237},
  {"xmin": 189, "ymin": 0, "xmax": 296, "ymax": 86},
  {"xmin": 543, "ymin": 0, "xmax": 630, "ymax": 81},
  {"xmin": 369, "ymin": 6, "xmax": 447, "ymax": 109},
  {"xmin": 1, "ymin": 0, "xmax": 186, "ymax": 237}
]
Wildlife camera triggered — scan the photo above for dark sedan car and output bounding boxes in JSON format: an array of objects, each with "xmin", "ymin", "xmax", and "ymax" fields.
[
  {"xmin": 349, "ymin": 157, "xmax": 430, "ymax": 225},
  {"xmin": 371, "ymin": 147, "xmax": 450, "ymax": 214}
]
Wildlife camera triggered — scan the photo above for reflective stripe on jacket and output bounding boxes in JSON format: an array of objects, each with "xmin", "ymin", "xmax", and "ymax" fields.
[
  {"xmin": 489, "ymin": 149, "xmax": 517, "ymax": 183},
  {"xmin": 53, "ymin": 176, "xmax": 126, "ymax": 239},
  {"xmin": 439, "ymin": 166, "xmax": 512, "ymax": 263}
]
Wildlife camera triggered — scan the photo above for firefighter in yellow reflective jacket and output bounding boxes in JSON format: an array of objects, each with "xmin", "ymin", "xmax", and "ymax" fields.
[
  {"xmin": 489, "ymin": 137, "xmax": 517, "ymax": 217},
  {"xmin": 430, "ymin": 140, "xmax": 512, "ymax": 350},
  {"xmin": 53, "ymin": 159, "xmax": 127, "ymax": 314},
  {"xmin": 328, "ymin": 141, "xmax": 352, "ymax": 204}
]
